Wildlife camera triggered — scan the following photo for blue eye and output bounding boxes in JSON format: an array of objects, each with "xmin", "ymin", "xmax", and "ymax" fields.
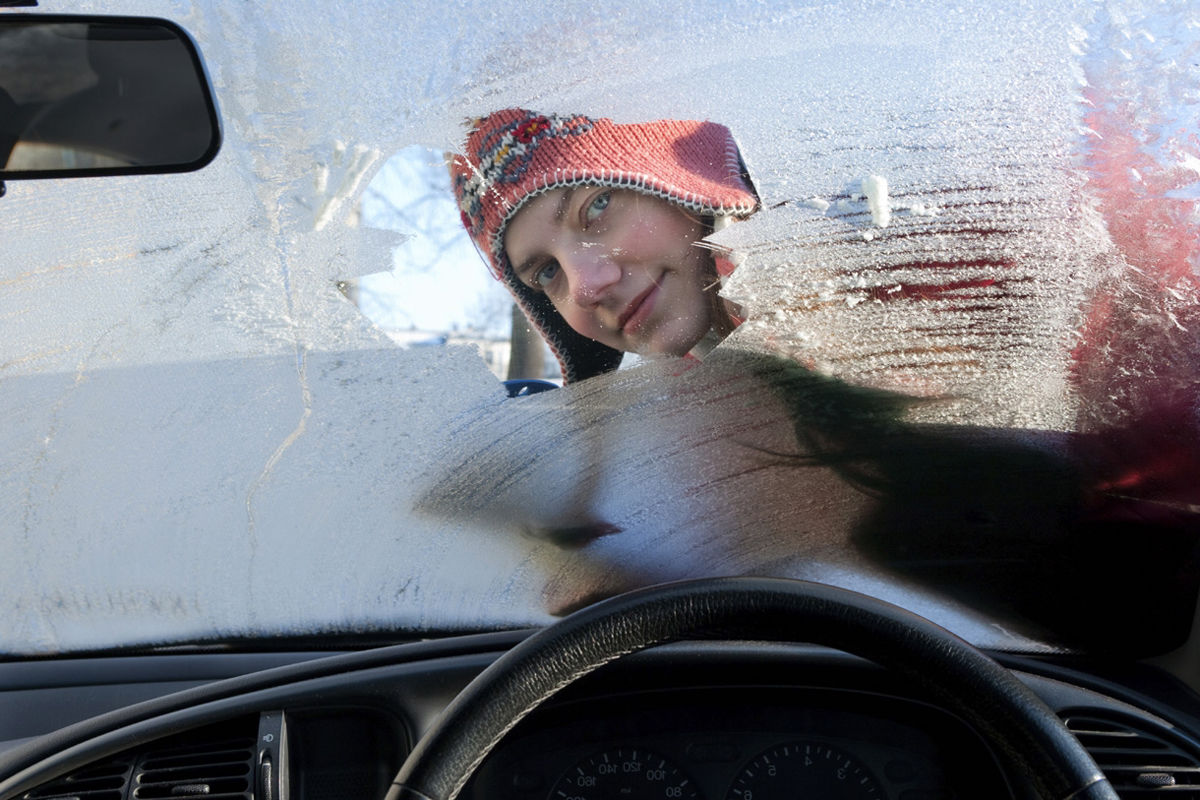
[
  {"xmin": 534, "ymin": 260, "xmax": 560, "ymax": 288},
  {"xmin": 584, "ymin": 191, "xmax": 610, "ymax": 225}
]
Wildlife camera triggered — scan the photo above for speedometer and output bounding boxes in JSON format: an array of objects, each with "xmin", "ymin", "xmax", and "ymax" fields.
[
  {"xmin": 726, "ymin": 742, "xmax": 883, "ymax": 800},
  {"xmin": 549, "ymin": 748, "xmax": 700, "ymax": 800}
]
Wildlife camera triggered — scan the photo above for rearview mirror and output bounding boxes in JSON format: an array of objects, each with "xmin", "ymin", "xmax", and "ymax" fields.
[{"xmin": 0, "ymin": 15, "xmax": 221, "ymax": 182}]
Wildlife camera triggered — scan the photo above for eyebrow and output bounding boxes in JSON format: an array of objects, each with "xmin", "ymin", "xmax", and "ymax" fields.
[
  {"xmin": 553, "ymin": 187, "xmax": 575, "ymax": 221},
  {"xmin": 512, "ymin": 188, "xmax": 577, "ymax": 282}
]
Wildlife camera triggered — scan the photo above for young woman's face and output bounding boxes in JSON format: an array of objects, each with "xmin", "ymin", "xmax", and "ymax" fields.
[{"xmin": 503, "ymin": 187, "xmax": 717, "ymax": 356}]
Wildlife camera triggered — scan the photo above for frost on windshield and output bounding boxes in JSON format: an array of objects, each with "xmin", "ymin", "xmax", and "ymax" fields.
[{"xmin": 1, "ymin": 0, "xmax": 1197, "ymax": 655}]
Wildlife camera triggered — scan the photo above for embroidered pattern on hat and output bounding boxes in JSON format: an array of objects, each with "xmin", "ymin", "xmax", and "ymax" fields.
[{"xmin": 455, "ymin": 111, "xmax": 594, "ymax": 236}]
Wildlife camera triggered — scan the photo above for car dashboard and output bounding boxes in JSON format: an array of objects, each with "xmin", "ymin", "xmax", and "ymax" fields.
[{"xmin": 2, "ymin": 633, "xmax": 1200, "ymax": 800}]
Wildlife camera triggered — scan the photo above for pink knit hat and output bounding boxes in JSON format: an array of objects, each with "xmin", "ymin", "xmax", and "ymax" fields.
[{"xmin": 451, "ymin": 108, "xmax": 759, "ymax": 382}]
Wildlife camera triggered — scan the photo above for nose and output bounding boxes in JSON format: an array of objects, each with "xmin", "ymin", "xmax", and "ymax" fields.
[{"xmin": 560, "ymin": 246, "xmax": 622, "ymax": 306}]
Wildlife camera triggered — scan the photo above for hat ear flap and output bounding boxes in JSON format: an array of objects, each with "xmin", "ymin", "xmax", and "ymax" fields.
[{"xmin": 506, "ymin": 279, "xmax": 623, "ymax": 383}]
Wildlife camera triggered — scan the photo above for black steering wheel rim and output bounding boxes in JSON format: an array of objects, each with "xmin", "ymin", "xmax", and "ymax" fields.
[{"xmin": 386, "ymin": 577, "xmax": 1117, "ymax": 800}]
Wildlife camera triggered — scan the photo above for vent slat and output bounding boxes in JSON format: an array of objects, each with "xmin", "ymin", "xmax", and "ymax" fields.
[
  {"xmin": 1076, "ymin": 739, "xmax": 1174, "ymax": 753},
  {"xmin": 138, "ymin": 768, "xmax": 252, "ymax": 786},
  {"xmin": 139, "ymin": 761, "xmax": 252, "ymax": 779}
]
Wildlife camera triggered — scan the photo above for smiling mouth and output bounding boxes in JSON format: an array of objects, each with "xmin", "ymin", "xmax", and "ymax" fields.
[{"xmin": 619, "ymin": 282, "xmax": 659, "ymax": 334}]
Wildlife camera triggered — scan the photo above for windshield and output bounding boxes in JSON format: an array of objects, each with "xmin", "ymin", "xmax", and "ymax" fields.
[{"xmin": 2, "ymin": 0, "xmax": 1197, "ymax": 659}]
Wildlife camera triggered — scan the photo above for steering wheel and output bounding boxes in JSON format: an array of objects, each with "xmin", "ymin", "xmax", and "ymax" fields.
[{"xmin": 385, "ymin": 577, "xmax": 1118, "ymax": 800}]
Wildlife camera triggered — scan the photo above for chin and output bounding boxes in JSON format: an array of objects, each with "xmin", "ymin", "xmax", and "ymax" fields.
[{"xmin": 649, "ymin": 324, "xmax": 712, "ymax": 357}]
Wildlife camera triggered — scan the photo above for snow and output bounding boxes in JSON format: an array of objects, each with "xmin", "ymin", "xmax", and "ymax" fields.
[{"xmin": 861, "ymin": 175, "xmax": 891, "ymax": 228}]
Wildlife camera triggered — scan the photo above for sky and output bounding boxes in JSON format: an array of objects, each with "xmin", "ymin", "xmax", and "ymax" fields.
[{"xmin": 357, "ymin": 146, "xmax": 513, "ymax": 337}]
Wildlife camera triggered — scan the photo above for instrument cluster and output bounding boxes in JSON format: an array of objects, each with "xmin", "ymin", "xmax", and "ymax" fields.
[{"xmin": 465, "ymin": 686, "xmax": 1013, "ymax": 800}]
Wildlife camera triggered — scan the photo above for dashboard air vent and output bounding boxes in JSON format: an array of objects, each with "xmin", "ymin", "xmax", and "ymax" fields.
[
  {"xmin": 131, "ymin": 727, "xmax": 256, "ymax": 799},
  {"xmin": 21, "ymin": 755, "xmax": 134, "ymax": 800},
  {"xmin": 21, "ymin": 717, "xmax": 257, "ymax": 800},
  {"xmin": 1064, "ymin": 712, "xmax": 1200, "ymax": 798}
]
